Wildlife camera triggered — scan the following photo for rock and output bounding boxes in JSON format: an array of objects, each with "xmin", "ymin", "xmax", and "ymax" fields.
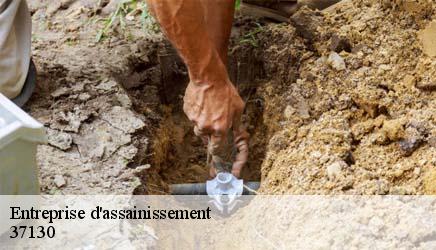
[
  {"xmin": 390, "ymin": 186, "xmax": 416, "ymax": 195},
  {"xmin": 51, "ymin": 107, "xmax": 94, "ymax": 133},
  {"xmin": 118, "ymin": 145, "xmax": 138, "ymax": 160},
  {"xmin": 416, "ymin": 81, "xmax": 436, "ymax": 91},
  {"xmin": 116, "ymin": 93, "xmax": 132, "ymax": 108},
  {"xmin": 47, "ymin": 129, "xmax": 73, "ymax": 150},
  {"xmin": 428, "ymin": 137, "xmax": 436, "ymax": 147},
  {"xmin": 73, "ymin": 120, "xmax": 131, "ymax": 161},
  {"xmin": 352, "ymin": 96, "xmax": 385, "ymax": 118},
  {"xmin": 351, "ymin": 116, "xmax": 385, "ymax": 140},
  {"xmin": 102, "ymin": 182, "xmax": 112, "ymax": 188},
  {"xmin": 51, "ymin": 83, "xmax": 85, "ymax": 98},
  {"xmin": 423, "ymin": 168, "xmax": 436, "ymax": 194},
  {"xmin": 326, "ymin": 161, "xmax": 347, "ymax": 180},
  {"xmin": 399, "ymin": 138, "xmax": 422, "ymax": 156},
  {"xmin": 327, "ymin": 52, "xmax": 346, "ymax": 71},
  {"xmin": 78, "ymin": 93, "xmax": 91, "ymax": 101},
  {"xmin": 297, "ymin": 99, "xmax": 311, "ymax": 119},
  {"xmin": 399, "ymin": 0, "xmax": 432, "ymax": 17},
  {"xmin": 51, "ymin": 87, "xmax": 70, "ymax": 98},
  {"xmin": 283, "ymin": 105, "xmax": 296, "ymax": 119},
  {"xmin": 402, "ymin": 75, "xmax": 416, "ymax": 89},
  {"xmin": 380, "ymin": 0, "xmax": 392, "ymax": 9},
  {"xmin": 101, "ymin": 106, "xmax": 145, "ymax": 133},
  {"xmin": 310, "ymin": 151, "xmax": 322, "ymax": 159},
  {"xmin": 330, "ymin": 34, "xmax": 352, "ymax": 53},
  {"xmin": 290, "ymin": 6, "xmax": 324, "ymax": 40},
  {"xmin": 54, "ymin": 175, "xmax": 67, "ymax": 188},
  {"xmin": 101, "ymin": 0, "xmax": 124, "ymax": 15},
  {"xmin": 398, "ymin": 126, "xmax": 424, "ymax": 156},
  {"xmin": 418, "ymin": 20, "xmax": 436, "ymax": 57},
  {"xmin": 46, "ymin": 2, "xmax": 62, "ymax": 16},
  {"xmin": 381, "ymin": 119, "xmax": 405, "ymax": 142},
  {"xmin": 95, "ymin": 80, "xmax": 118, "ymax": 91}
]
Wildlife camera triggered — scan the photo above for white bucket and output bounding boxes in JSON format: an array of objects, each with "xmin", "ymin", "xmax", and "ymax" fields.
[{"xmin": 0, "ymin": 93, "xmax": 46, "ymax": 194}]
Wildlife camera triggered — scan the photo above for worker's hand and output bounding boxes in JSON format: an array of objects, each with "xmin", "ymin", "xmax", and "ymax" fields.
[{"xmin": 183, "ymin": 80, "xmax": 249, "ymax": 178}]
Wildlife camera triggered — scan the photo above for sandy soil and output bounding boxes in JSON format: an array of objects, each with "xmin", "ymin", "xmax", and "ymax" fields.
[
  {"xmin": 27, "ymin": 0, "xmax": 435, "ymax": 195},
  {"xmin": 251, "ymin": 0, "xmax": 436, "ymax": 194}
]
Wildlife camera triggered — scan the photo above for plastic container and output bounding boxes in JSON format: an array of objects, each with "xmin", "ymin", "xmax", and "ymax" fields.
[{"xmin": 0, "ymin": 93, "xmax": 46, "ymax": 194}]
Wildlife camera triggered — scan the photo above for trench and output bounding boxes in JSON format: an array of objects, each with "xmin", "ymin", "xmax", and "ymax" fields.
[{"xmin": 118, "ymin": 39, "xmax": 270, "ymax": 194}]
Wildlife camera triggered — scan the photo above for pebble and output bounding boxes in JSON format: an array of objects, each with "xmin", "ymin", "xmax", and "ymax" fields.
[
  {"xmin": 78, "ymin": 93, "xmax": 91, "ymax": 101},
  {"xmin": 284, "ymin": 105, "xmax": 296, "ymax": 119},
  {"xmin": 326, "ymin": 161, "xmax": 346, "ymax": 180},
  {"xmin": 399, "ymin": 138, "xmax": 422, "ymax": 156},
  {"xmin": 418, "ymin": 21, "xmax": 436, "ymax": 56},
  {"xmin": 327, "ymin": 52, "xmax": 346, "ymax": 71},
  {"xmin": 95, "ymin": 80, "xmax": 118, "ymax": 91},
  {"xmin": 47, "ymin": 129, "xmax": 73, "ymax": 151},
  {"xmin": 54, "ymin": 175, "xmax": 67, "ymax": 188}
]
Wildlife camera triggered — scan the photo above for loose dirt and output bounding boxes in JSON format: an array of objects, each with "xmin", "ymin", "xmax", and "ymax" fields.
[{"xmin": 27, "ymin": 0, "xmax": 434, "ymax": 195}]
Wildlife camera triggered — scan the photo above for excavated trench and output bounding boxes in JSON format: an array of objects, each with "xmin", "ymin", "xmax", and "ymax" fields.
[{"xmin": 117, "ymin": 36, "xmax": 272, "ymax": 194}]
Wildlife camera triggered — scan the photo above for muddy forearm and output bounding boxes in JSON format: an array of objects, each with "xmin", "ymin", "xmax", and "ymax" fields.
[{"xmin": 146, "ymin": 0, "xmax": 230, "ymax": 85}]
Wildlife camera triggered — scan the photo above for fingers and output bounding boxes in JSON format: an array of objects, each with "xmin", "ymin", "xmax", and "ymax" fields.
[
  {"xmin": 194, "ymin": 126, "xmax": 208, "ymax": 145},
  {"xmin": 209, "ymin": 166, "xmax": 217, "ymax": 179},
  {"xmin": 232, "ymin": 126, "xmax": 249, "ymax": 178}
]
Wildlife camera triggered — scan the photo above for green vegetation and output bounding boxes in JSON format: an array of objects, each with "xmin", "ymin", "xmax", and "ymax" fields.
[
  {"xmin": 235, "ymin": 0, "xmax": 242, "ymax": 10},
  {"xmin": 238, "ymin": 23, "xmax": 264, "ymax": 47},
  {"xmin": 96, "ymin": 0, "xmax": 158, "ymax": 42}
]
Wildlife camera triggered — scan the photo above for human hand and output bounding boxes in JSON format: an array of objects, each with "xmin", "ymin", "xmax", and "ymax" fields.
[{"xmin": 183, "ymin": 80, "xmax": 249, "ymax": 178}]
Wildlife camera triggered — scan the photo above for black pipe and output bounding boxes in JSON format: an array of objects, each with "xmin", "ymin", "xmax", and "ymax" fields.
[{"xmin": 169, "ymin": 182, "xmax": 260, "ymax": 195}]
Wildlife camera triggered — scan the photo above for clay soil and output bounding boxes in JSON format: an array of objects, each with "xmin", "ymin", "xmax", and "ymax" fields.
[{"xmin": 27, "ymin": 0, "xmax": 434, "ymax": 195}]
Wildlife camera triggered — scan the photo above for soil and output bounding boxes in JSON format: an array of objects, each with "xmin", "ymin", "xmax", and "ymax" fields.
[{"xmin": 26, "ymin": 0, "xmax": 435, "ymax": 195}]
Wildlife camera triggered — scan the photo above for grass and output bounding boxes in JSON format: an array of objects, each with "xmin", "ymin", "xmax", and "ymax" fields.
[
  {"xmin": 97, "ymin": 0, "xmax": 244, "ymax": 43},
  {"xmin": 235, "ymin": 0, "xmax": 242, "ymax": 9},
  {"xmin": 96, "ymin": 0, "xmax": 158, "ymax": 42},
  {"xmin": 238, "ymin": 23, "xmax": 264, "ymax": 47}
]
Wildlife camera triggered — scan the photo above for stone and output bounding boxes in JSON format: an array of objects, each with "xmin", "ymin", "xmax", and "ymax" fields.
[
  {"xmin": 47, "ymin": 129, "xmax": 73, "ymax": 150},
  {"xmin": 116, "ymin": 93, "xmax": 132, "ymax": 108},
  {"xmin": 416, "ymin": 81, "xmax": 436, "ymax": 91},
  {"xmin": 118, "ymin": 145, "xmax": 138, "ymax": 160},
  {"xmin": 423, "ymin": 169, "xmax": 436, "ymax": 194},
  {"xmin": 330, "ymin": 34, "xmax": 352, "ymax": 53},
  {"xmin": 284, "ymin": 105, "xmax": 296, "ymax": 119},
  {"xmin": 290, "ymin": 6, "xmax": 324, "ymax": 40},
  {"xmin": 381, "ymin": 119, "xmax": 405, "ymax": 142},
  {"xmin": 54, "ymin": 175, "xmax": 67, "ymax": 188},
  {"xmin": 402, "ymin": 75, "xmax": 416, "ymax": 89},
  {"xmin": 73, "ymin": 120, "xmax": 131, "ymax": 161},
  {"xmin": 399, "ymin": 138, "xmax": 422, "ymax": 156},
  {"xmin": 78, "ymin": 93, "xmax": 91, "ymax": 101},
  {"xmin": 95, "ymin": 80, "xmax": 118, "ymax": 91},
  {"xmin": 51, "ymin": 107, "xmax": 93, "ymax": 133},
  {"xmin": 102, "ymin": 0, "xmax": 124, "ymax": 15},
  {"xmin": 297, "ymin": 99, "xmax": 311, "ymax": 119},
  {"xmin": 326, "ymin": 161, "xmax": 347, "ymax": 180},
  {"xmin": 101, "ymin": 106, "xmax": 145, "ymax": 133},
  {"xmin": 398, "ymin": 126, "xmax": 424, "ymax": 156},
  {"xmin": 352, "ymin": 97, "xmax": 382, "ymax": 118},
  {"xmin": 51, "ymin": 87, "xmax": 70, "ymax": 98},
  {"xmin": 418, "ymin": 20, "xmax": 436, "ymax": 57},
  {"xmin": 327, "ymin": 52, "xmax": 346, "ymax": 71},
  {"xmin": 399, "ymin": 0, "xmax": 432, "ymax": 16}
]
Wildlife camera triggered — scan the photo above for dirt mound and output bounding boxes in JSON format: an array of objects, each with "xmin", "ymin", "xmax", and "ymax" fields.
[{"xmin": 243, "ymin": 0, "xmax": 436, "ymax": 194}]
